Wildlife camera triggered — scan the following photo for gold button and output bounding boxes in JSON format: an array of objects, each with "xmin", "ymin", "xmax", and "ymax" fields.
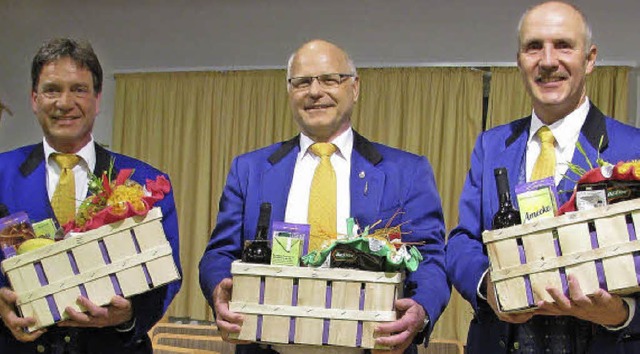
[
  {"xmin": 514, "ymin": 341, "xmax": 520, "ymax": 350},
  {"xmin": 37, "ymin": 344, "xmax": 45, "ymax": 353},
  {"xmin": 64, "ymin": 335, "xmax": 71, "ymax": 343}
]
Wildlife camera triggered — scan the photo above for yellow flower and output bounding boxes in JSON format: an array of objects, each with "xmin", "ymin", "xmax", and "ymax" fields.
[{"xmin": 107, "ymin": 183, "xmax": 144, "ymax": 214}]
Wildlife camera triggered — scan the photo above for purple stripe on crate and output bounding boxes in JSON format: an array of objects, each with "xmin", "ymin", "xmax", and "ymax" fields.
[
  {"xmin": 66, "ymin": 251, "xmax": 90, "ymax": 298},
  {"xmin": 356, "ymin": 284, "xmax": 365, "ymax": 347},
  {"xmin": 129, "ymin": 230, "xmax": 153, "ymax": 286},
  {"xmin": 256, "ymin": 276, "xmax": 265, "ymax": 341},
  {"xmin": 323, "ymin": 282, "xmax": 332, "ymax": 345},
  {"xmin": 517, "ymin": 244, "xmax": 534, "ymax": 306},
  {"xmin": 67, "ymin": 251, "xmax": 80, "ymax": 274},
  {"xmin": 624, "ymin": 219, "xmax": 640, "ymax": 286},
  {"xmin": 34, "ymin": 262, "xmax": 61, "ymax": 322},
  {"xmin": 110, "ymin": 274, "xmax": 123, "ymax": 296},
  {"xmin": 289, "ymin": 281, "xmax": 298, "ymax": 343},
  {"xmin": 589, "ymin": 228, "xmax": 608, "ymax": 290},
  {"xmin": 553, "ymin": 236, "xmax": 569, "ymax": 295},
  {"xmin": 34, "ymin": 262, "xmax": 48, "ymax": 286},
  {"xmin": 98, "ymin": 240, "xmax": 112, "ymax": 264},
  {"xmin": 46, "ymin": 294, "xmax": 61, "ymax": 322},
  {"xmin": 627, "ymin": 217, "xmax": 637, "ymax": 241},
  {"xmin": 79, "ymin": 284, "xmax": 88, "ymax": 298}
]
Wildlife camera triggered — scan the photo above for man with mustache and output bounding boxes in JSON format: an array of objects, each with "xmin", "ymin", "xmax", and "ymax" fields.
[
  {"xmin": 199, "ymin": 39, "xmax": 450, "ymax": 354},
  {"xmin": 0, "ymin": 38, "xmax": 181, "ymax": 353},
  {"xmin": 446, "ymin": 1, "xmax": 640, "ymax": 353}
]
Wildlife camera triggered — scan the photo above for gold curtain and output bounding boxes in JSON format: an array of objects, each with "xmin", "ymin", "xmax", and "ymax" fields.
[
  {"xmin": 487, "ymin": 66, "xmax": 630, "ymax": 128},
  {"xmin": 114, "ymin": 70, "xmax": 296, "ymax": 320},
  {"xmin": 113, "ymin": 67, "xmax": 483, "ymax": 343}
]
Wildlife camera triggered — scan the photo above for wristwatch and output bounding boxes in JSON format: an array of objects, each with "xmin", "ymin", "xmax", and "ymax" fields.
[{"xmin": 420, "ymin": 313, "xmax": 430, "ymax": 332}]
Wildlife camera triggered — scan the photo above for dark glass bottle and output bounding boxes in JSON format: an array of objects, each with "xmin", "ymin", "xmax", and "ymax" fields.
[
  {"xmin": 0, "ymin": 204, "xmax": 9, "ymax": 218},
  {"xmin": 242, "ymin": 202, "xmax": 272, "ymax": 264},
  {"xmin": 492, "ymin": 168, "xmax": 521, "ymax": 229}
]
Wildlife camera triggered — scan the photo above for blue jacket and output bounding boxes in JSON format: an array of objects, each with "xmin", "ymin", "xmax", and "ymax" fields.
[
  {"xmin": 199, "ymin": 131, "xmax": 450, "ymax": 349},
  {"xmin": 446, "ymin": 105, "xmax": 640, "ymax": 353},
  {"xmin": 0, "ymin": 143, "xmax": 182, "ymax": 354}
]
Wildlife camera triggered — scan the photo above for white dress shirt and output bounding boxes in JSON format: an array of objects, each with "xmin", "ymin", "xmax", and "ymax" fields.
[
  {"xmin": 277, "ymin": 128, "xmax": 362, "ymax": 354},
  {"xmin": 525, "ymin": 99, "xmax": 589, "ymax": 185},
  {"xmin": 44, "ymin": 137, "xmax": 96, "ymax": 209},
  {"xmin": 285, "ymin": 128, "xmax": 353, "ymax": 237}
]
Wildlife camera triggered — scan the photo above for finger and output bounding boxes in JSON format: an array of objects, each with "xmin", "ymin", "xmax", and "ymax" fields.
[
  {"xmin": 375, "ymin": 329, "xmax": 412, "ymax": 347},
  {"xmin": 546, "ymin": 287, "xmax": 572, "ymax": 311},
  {"xmin": 375, "ymin": 317, "xmax": 410, "ymax": 334},
  {"xmin": 13, "ymin": 328, "xmax": 47, "ymax": 343},
  {"xmin": 498, "ymin": 312, "xmax": 533, "ymax": 324},
  {"xmin": 109, "ymin": 296, "xmax": 131, "ymax": 310},
  {"xmin": 62, "ymin": 307, "xmax": 93, "ymax": 324},
  {"xmin": 589, "ymin": 289, "xmax": 611, "ymax": 306},
  {"xmin": 76, "ymin": 296, "xmax": 107, "ymax": 318},
  {"xmin": 567, "ymin": 275, "xmax": 588, "ymax": 304}
]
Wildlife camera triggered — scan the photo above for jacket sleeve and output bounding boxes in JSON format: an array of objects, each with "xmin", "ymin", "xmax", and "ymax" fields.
[
  {"xmin": 402, "ymin": 156, "xmax": 450, "ymax": 336},
  {"xmin": 199, "ymin": 157, "xmax": 245, "ymax": 310},
  {"xmin": 446, "ymin": 133, "xmax": 491, "ymax": 311}
]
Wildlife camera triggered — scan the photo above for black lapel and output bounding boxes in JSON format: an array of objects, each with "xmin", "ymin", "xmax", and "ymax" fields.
[
  {"xmin": 581, "ymin": 103, "xmax": 609, "ymax": 152},
  {"xmin": 268, "ymin": 135, "xmax": 300, "ymax": 164},
  {"xmin": 353, "ymin": 130, "xmax": 382, "ymax": 165},
  {"xmin": 505, "ymin": 117, "xmax": 531, "ymax": 148},
  {"xmin": 94, "ymin": 143, "xmax": 113, "ymax": 175},
  {"xmin": 19, "ymin": 143, "xmax": 45, "ymax": 177}
]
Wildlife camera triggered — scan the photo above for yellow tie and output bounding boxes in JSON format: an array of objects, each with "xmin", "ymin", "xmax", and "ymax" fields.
[
  {"xmin": 308, "ymin": 143, "xmax": 338, "ymax": 253},
  {"xmin": 51, "ymin": 153, "xmax": 81, "ymax": 224},
  {"xmin": 531, "ymin": 126, "xmax": 556, "ymax": 181}
]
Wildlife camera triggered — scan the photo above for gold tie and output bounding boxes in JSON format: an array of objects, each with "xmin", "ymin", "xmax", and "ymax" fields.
[
  {"xmin": 531, "ymin": 126, "xmax": 556, "ymax": 181},
  {"xmin": 51, "ymin": 153, "xmax": 81, "ymax": 224},
  {"xmin": 308, "ymin": 143, "xmax": 338, "ymax": 253}
]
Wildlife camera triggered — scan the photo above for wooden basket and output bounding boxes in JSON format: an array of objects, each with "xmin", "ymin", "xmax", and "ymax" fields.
[
  {"xmin": 483, "ymin": 198, "xmax": 640, "ymax": 312},
  {"xmin": 229, "ymin": 261, "xmax": 403, "ymax": 349},
  {"xmin": 1, "ymin": 207, "xmax": 180, "ymax": 331}
]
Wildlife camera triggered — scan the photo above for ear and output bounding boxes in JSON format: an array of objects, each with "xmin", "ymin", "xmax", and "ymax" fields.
[
  {"xmin": 585, "ymin": 44, "xmax": 597, "ymax": 75},
  {"xmin": 352, "ymin": 76, "xmax": 360, "ymax": 102},
  {"xmin": 95, "ymin": 92, "xmax": 102, "ymax": 116},
  {"xmin": 30, "ymin": 90, "xmax": 38, "ymax": 114}
]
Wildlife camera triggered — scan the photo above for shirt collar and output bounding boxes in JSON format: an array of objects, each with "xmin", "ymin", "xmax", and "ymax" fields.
[
  {"xmin": 299, "ymin": 127, "xmax": 354, "ymax": 161},
  {"xmin": 529, "ymin": 98, "xmax": 590, "ymax": 150},
  {"xmin": 43, "ymin": 136, "xmax": 96, "ymax": 171}
]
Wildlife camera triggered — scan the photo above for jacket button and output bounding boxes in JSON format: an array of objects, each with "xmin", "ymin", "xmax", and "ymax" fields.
[
  {"xmin": 513, "ymin": 341, "xmax": 520, "ymax": 350},
  {"xmin": 64, "ymin": 335, "xmax": 71, "ymax": 343},
  {"xmin": 37, "ymin": 344, "xmax": 45, "ymax": 353},
  {"xmin": 499, "ymin": 339, "xmax": 506, "ymax": 348}
]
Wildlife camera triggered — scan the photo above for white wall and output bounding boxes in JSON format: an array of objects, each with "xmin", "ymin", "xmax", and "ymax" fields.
[{"xmin": 2, "ymin": 0, "xmax": 640, "ymax": 152}]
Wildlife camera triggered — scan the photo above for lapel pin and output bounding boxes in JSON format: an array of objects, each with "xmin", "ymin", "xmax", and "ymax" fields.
[{"xmin": 359, "ymin": 171, "xmax": 365, "ymax": 178}]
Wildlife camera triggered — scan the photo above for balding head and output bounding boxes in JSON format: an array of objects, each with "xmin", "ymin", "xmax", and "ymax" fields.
[
  {"xmin": 287, "ymin": 40, "xmax": 357, "ymax": 80},
  {"xmin": 286, "ymin": 39, "xmax": 360, "ymax": 142},
  {"xmin": 518, "ymin": 1, "xmax": 592, "ymax": 53}
]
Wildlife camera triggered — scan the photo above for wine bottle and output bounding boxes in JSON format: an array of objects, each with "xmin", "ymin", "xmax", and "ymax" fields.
[
  {"xmin": 492, "ymin": 168, "xmax": 521, "ymax": 229},
  {"xmin": 0, "ymin": 204, "xmax": 9, "ymax": 218},
  {"xmin": 242, "ymin": 202, "xmax": 272, "ymax": 264}
]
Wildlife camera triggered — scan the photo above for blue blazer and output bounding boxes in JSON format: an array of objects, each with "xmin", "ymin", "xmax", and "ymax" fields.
[
  {"xmin": 0, "ymin": 143, "xmax": 182, "ymax": 354},
  {"xmin": 199, "ymin": 131, "xmax": 450, "ymax": 343},
  {"xmin": 446, "ymin": 105, "xmax": 640, "ymax": 353}
]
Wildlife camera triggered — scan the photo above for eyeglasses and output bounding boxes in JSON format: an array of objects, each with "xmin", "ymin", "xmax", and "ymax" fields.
[{"xmin": 288, "ymin": 73, "xmax": 355, "ymax": 90}]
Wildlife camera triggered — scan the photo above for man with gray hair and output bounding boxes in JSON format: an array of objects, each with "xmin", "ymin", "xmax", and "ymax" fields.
[
  {"xmin": 446, "ymin": 1, "xmax": 640, "ymax": 353},
  {"xmin": 199, "ymin": 39, "xmax": 450, "ymax": 354}
]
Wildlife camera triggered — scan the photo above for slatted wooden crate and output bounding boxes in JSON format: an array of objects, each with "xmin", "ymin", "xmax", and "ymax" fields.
[
  {"xmin": 483, "ymin": 198, "xmax": 640, "ymax": 312},
  {"xmin": 229, "ymin": 261, "xmax": 403, "ymax": 349},
  {"xmin": 1, "ymin": 207, "xmax": 180, "ymax": 332}
]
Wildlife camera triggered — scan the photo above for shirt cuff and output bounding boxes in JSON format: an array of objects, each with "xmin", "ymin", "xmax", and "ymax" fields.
[
  {"xmin": 603, "ymin": 297, "xmax": 635, "ymax": 331},
  {"xmin": 115, "ymin": 317, "xmax": 136, "ymax": 332},
  {"xmin": 477, "ymin": 269, "xmax": 489, "ymax": 301}
]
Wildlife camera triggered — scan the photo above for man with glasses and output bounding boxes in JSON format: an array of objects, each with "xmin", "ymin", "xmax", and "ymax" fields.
[{"xmin": 199, "ymin": 39, "xmax": 450, "ymax": 354}]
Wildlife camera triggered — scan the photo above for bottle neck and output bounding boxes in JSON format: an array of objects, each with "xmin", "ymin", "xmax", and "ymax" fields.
[{"xmin": 499, "ymin": 192, "xmax": 513, "ymax": 207}]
